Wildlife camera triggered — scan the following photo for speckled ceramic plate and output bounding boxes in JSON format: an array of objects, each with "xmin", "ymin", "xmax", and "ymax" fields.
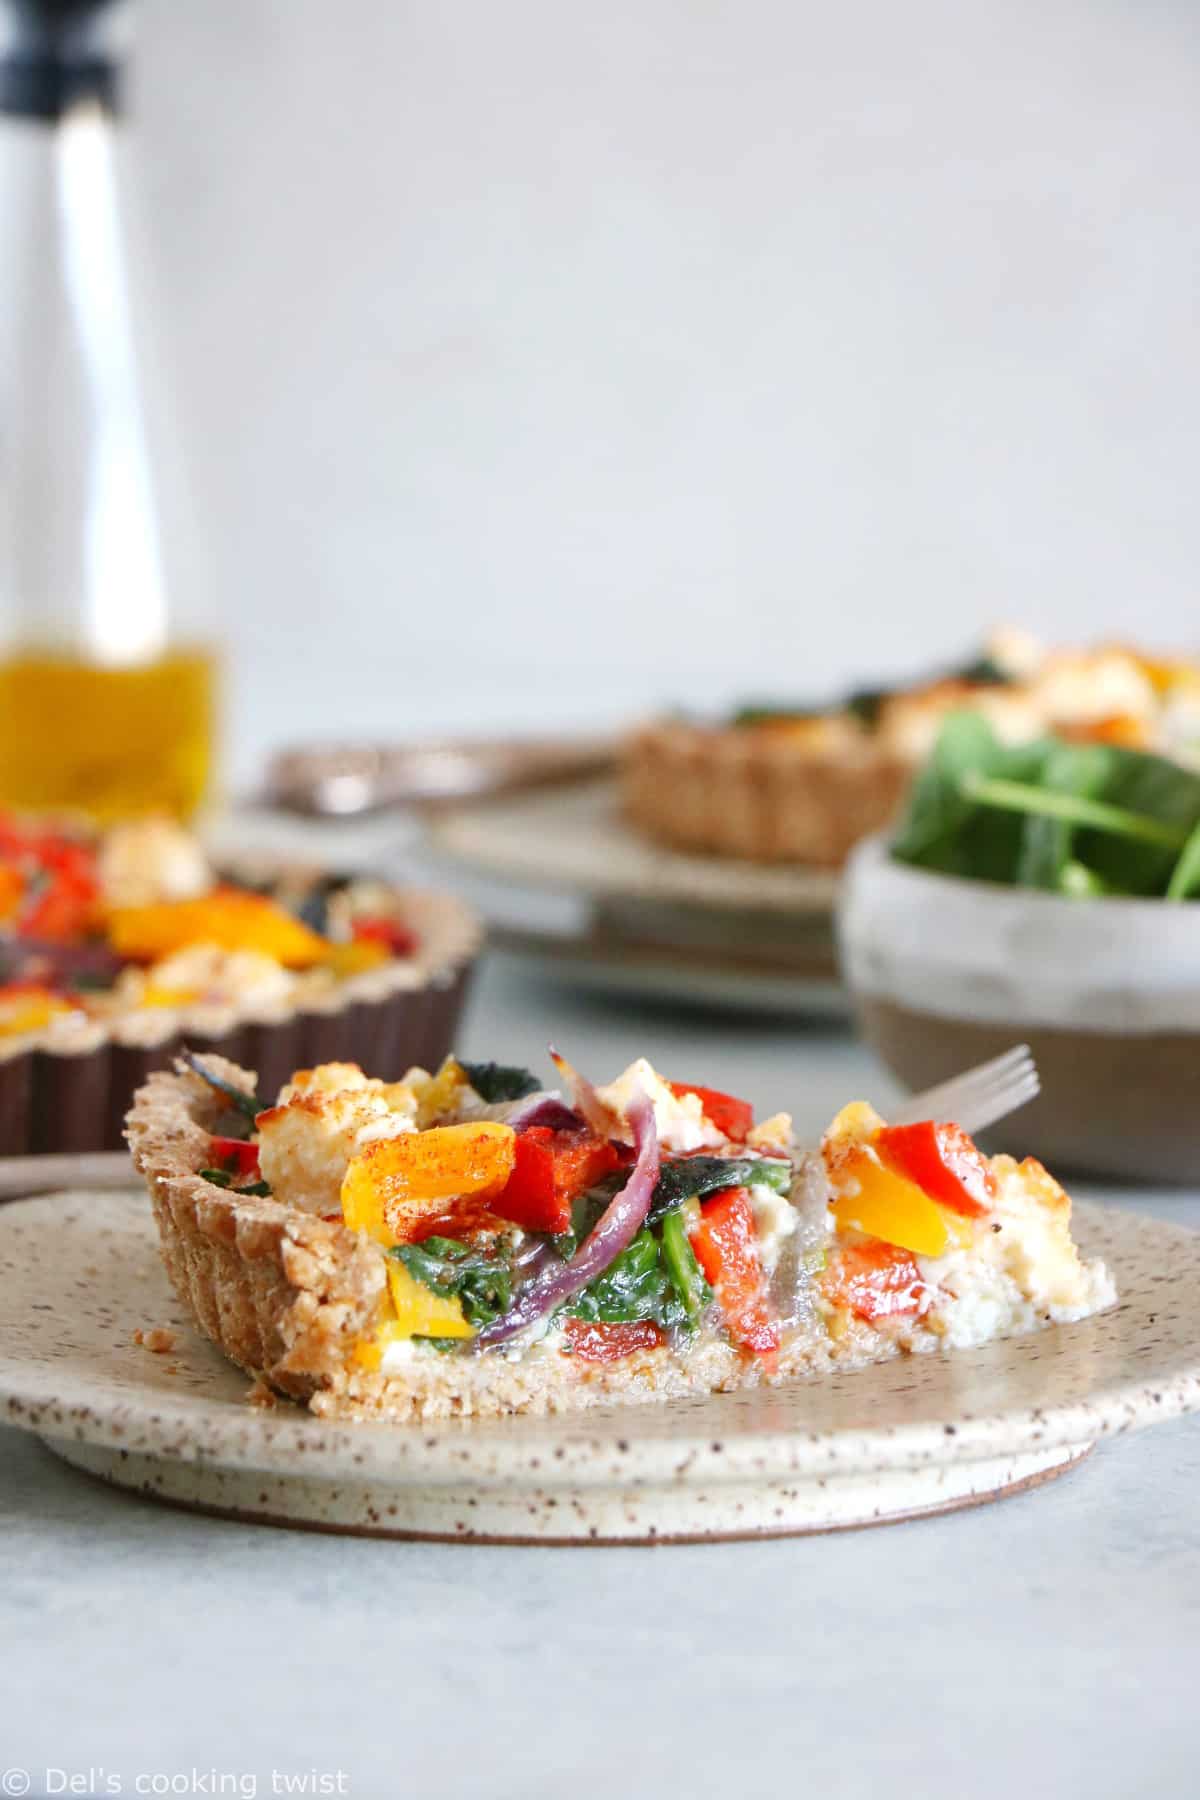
[
  {"xmin": 429, "ymin": 781, "xmax": 839, "ymax": 916},
  {"xmin": 2, "ymin": 1190, "xmax": 1198, "ymax": 1543},
  {"xmin": 487, "ymin": 921, "xmax": 847, "ymax": 1020}
]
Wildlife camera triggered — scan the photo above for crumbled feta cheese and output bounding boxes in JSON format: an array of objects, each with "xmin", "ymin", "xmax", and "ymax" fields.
[
  {"xmin": 132, "ymin": 945, "xmax": 295, "ymax": 1010},
  {"xmin": 747, "ymin": 1181, "xmax": 798, "ymax": 1273},
  {"xmin": 1030, "ymin": 650, "xmax": 1156, "ymax": 730},
  {"xmin": 99, "ymin": 817, "xmax": 213, "ymax": 907},
  {"xmin": 594, "ymin": 1058, "xmax": 725, "ymax": 1153},
  {"xmin": 257, "ymin": 1062, "xmax": 419, "ymax": 1213},
  {"xmin": 746, "ymin": 1112, "xmax": 794, "ymax": 1155},
  {"xmin": 919, "ymin": 1154, "xmax": 1115, "ymax": 1347}
]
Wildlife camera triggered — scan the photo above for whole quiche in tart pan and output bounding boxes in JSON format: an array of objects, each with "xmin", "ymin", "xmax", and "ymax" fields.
[{"xmin": 0, "ymin": 814, "xmax": 480, "ymax": 1154}]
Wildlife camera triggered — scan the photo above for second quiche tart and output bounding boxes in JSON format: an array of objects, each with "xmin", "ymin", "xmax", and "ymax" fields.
[
  {"xmin": 623, "ymin": 634, "xmax": 1200, "ymax": 866},
  {"xmin": 0, "ymin": 813, "xmax": 479, "ymax": 1154}
]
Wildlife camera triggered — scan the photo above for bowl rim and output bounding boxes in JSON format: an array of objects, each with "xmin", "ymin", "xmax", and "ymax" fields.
[{"xmin": 839, "ymin": 834, "xmax": 1200, "ymax": 1032}]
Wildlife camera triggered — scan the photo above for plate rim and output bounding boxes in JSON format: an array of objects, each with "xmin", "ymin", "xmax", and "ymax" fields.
[
  {"xmin": 2, "ymin": 1192, "xmax": 1198, "ymax": 1489},
  {"xmin": 488, "ymin": 923, "xmax": 848, "ymax": 1018},
  {"xmin": 429, "ymin": 779, "xmax": 840, "ymax": 917}
]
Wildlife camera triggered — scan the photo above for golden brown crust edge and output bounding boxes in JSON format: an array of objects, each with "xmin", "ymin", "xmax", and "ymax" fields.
[
  {"xmin": 126, "ymin": 1060, "xmax": 931, "ymax": 1422},
  {"xmin": 126, "ymin": 1058, "xmax": 387, "ymax": 1405},
  {"xmin": 620, "ymin": 721, "xmax": 912, "ymax": 866}
]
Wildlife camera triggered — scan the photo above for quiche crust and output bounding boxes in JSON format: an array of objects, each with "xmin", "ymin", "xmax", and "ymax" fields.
[{"xmin": 621, "ymin": 720, "xmax": 910, "ymax": 867}]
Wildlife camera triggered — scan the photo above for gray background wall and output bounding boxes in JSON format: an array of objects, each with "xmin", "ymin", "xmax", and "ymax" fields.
[{"xmin": 134, "ymin": 0, "xmax": 1200, "ymax": 784}]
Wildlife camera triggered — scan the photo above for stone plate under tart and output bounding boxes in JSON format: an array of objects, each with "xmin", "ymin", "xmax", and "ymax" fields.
[{"xmin": 1, "ymin": 1186, "xmax": 1197, "ymax": 1541}]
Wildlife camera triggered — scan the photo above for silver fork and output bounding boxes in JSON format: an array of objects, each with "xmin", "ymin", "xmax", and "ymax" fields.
[{"xmin": 889, "ymin": 1043, "xmax": 1039, "ymax": 1137}]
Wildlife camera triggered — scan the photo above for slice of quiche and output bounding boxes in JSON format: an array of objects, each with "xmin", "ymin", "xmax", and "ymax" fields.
[{"xmin": 125, "ymin": 1050, "xmax": 1115, "ymax": 1420}]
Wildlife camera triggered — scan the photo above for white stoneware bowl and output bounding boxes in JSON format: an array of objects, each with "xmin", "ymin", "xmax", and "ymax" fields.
[{"xmin": 838, "ymin": 836, "xmax": 1200, "ymax": 1183}]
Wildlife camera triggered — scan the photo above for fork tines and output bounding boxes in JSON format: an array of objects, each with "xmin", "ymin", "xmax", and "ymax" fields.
[{"xmin": 890, "ymin": 1044, "xmax": 1040, "ymax": 1138}]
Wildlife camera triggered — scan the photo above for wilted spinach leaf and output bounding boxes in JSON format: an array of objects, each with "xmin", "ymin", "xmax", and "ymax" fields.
[
  {"xmin": 1167, "ymin": 819, "xmax": 1200, "ymax": 901},
  {"xmin": 1076, "ymin": 750, "xmax": 1200, "ymax": 895},
  {"xmin": 890, "ymin": 712, "xmax": 1015, "ymax": 867},
  {"xmin": 731, "ymin": 702, "xmax": 822, "ymax": 727},
  {"xmin": 459, "ymin": 1061, "xmax": 541, "ymax": 1103},
  {"xmin": 891, "ymin": 713, "xmax": 1200, "ymax": 900},
  {"xmin": 647, "ymin": 1154, "xmax": 791, "ymax": 1226},
  {"xmin": 563, "ymin": 1229, "xmax": 687, "ymax": 1328},
  {"xmin": 1014, "ymin": 742, "xmax": 1113, "ymax": 891},
  {"xmin": 183, "ymin": 1052, "xmax": 261, "ymax": 1123},
  {"xmin": 199, "ymin": 1168, "xmax": 271, "ymax": 1197},
  {"xmin": 394, "ymin": 1236, "xmax": 514, "ymax": 1328},
  {"xmin": 952, "ymin": 652, "xmax": 1012, "ymax": 686},
  {"xmin": 845, "ymin": 688, "xmax": 890, "ymax": 729}
]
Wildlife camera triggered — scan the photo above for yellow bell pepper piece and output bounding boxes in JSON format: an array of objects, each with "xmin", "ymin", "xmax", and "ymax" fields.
[
  {"xmin": 138, "ymin": 983, "xmax": 200, "ymax": 1009},
  {"xmin": 340, "ymin": 1120, "xmax": 516, "ymax": 1247},
  {"xmin": 404, "ymin": 1056, "xmax": 469, "ymax": 1128},
  {"xmin": 0, "ymin": 866, "xmax": 22, "ymax": 925},
  {"xmin": 1134, "ymin": 652, "xmax": 1200, "ymax": 697},
  {"xmin": 352, "ymin": 1265, "xmax": 476, "ymax": 1368},
  {"xmin": 0, "ymin": 988, "xmax": 75, "ymax": 1037},
  {"xmin": 830, "ymin": 1147, "xmax": 974, "ymax": 1258},
  {"xmin": 387, "ymin": 1261, "xmax": 475, "ymax": 1338},
  {"xmin": 323, "ymin": 938, "xmax": 391, "ymax": 979},
  {"xmin": 108, "ymin": 889, "xmax": 330, "ymax": 968},
  {"xmin": 352, "ymin": 1333, "xmax": 385, "ymax": 1371}
]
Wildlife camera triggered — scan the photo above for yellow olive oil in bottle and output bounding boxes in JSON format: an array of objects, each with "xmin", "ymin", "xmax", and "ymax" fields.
[{"xmin": 0, "ymin": 0, "xmax": 217, "ymax": 821}]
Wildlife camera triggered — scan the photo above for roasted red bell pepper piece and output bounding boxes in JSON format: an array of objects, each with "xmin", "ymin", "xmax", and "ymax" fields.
[
  {"xmin": 209, "ymin": 1135, "xmax": 261, "ymax": 1179},
  {"xmin": 20, "ymin": 882, "xmax": 95, "ymax": 942},
  {"xmin": 16, "ymin": 836, "xmax": 99, "ymax": 941},
  {"xmin": 0, "ymin": 815, "xmax": 28, "ymax": 860},
  {"xmin": 351, "ymin": 915, "xmax": 418, "ymax": 958},
  {"xmin": 874, "ymin": 1120, "xmax": 996, "ymax": 1218},
  {"xmin": 824, "ymin": 1239, "xmax": 929, "ymax": 1322},
  {"xmin": 667, "ymin": 1081, "xmax": 754, "ymax": 1141},
  {"xmin": 31, "ymin": 834, "xmax": 96, "ymax": 885},
  {"xmin": 561, "ymin": 1318, "xmax": 665, "ymax": 1363},
  {"xmin": 688, "ymin": 1186, "xmax": 780, "ymax": 1355},
  {"xmin": 491, "ymin": 1126, "xmax": 622, "ymax": 1235}
]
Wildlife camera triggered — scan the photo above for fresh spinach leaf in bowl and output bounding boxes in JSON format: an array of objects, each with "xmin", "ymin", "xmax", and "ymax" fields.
[{"xmin": 891, "ymin": 712, "xmax": 1200, "ymax": 900}]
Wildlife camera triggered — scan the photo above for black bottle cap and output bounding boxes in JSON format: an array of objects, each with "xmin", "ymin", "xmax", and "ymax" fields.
[{"xmin": 1, "ymin": 0, "xmax": 121, "ymax": 119}]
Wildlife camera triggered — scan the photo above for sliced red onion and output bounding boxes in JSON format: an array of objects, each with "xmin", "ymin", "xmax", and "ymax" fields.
[
  {"xmin": 509, "ymin": 1237, "xmax": 560, "ymax": 1277},
  {"xmin": 506, "ymin": 1093, "xmax": 585, "ymax": 1134},
  {"xmin": 473, "ymin": 1091, "xmax": 659, "ymax": 1349},
  {"xmin": 548, "ymin": 1047, "xmax": 627, "ymax": 1142},
  {"xmin": 467, "ymin": 1090, "xmax": 583, "ymax": 1132},
  {"xmin": 1, "ymin": 938, "xmax": 122, "ymax": 991}
]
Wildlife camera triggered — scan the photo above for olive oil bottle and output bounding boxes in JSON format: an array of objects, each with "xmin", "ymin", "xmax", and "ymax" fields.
[{"xmin": 0, "ymin": 0, "xmax": 216, "ymax": 821}]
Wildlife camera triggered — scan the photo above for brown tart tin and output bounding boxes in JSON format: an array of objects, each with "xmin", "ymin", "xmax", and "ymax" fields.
[{"xmin": 0, "ymin": 887, "xmax": 481, "ymax": 1155}]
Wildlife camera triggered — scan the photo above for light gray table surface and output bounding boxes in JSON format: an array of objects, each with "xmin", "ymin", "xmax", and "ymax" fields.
[{"xmin": 2, "ymin": 950, "xmax": 1198, "ymax": 1799}]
